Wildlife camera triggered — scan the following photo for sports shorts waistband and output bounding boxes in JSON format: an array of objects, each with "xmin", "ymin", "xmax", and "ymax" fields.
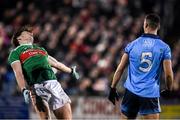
[
  {"xmin": 43, "ymin": 80, "xmax": 58, "ymax": 83},
  {"xmin": 30, "ymin": 80, "xmax": 58, "ymax": 87}
]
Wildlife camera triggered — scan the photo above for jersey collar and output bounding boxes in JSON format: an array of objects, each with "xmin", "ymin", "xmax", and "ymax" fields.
[
  {"xmin": 141, "ymin": 33, "xmax": 160, "ymax": 39},
  {"xmin": 20, "ymin": 43, "xmax": 33, "ymax": 46},
  {"xmin": 14, "ymin": 43, "xmax": 33, "ymax": 50}
]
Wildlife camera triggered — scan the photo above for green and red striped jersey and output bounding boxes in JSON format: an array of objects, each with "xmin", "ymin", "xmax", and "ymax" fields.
[{"xmin": 8, "ymin": 44, "xmax": 57, "ymax": 85}]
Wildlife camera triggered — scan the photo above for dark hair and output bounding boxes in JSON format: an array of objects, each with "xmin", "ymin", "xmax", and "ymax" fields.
[
  {"xmin": 145, "ymin": 13, "xmax": 160, "ymax": 30},
  {"xmin": 12, "ymin": 26, "xmax": 33, "ymax": 47}
]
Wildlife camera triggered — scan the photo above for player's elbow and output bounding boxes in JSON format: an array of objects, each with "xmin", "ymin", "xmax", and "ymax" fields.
[
  {"xmin": 48, "ymin": 59, "xmax": 58, "ymax": 68},
  {"xmin": 52, "ymin": 63, "xmax": 60, "ymax": 70},
  {"xmin": 117, "ymin": 66, "xmax": 125, "ymax": 74}
]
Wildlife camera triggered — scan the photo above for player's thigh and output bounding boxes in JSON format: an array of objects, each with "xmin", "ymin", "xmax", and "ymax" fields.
[
  {"xmin": 53, "ymin": 103, "xmax": 72, "ymax": 119},
  {"xmin": 30, "ymin": 92, "xmax": 51, "ymax": 119},
  {"xmin": 36, "ymin": 99, "xmax": 51, "ymax": 120},
  {"xmin": 30, "ymin": 88, "xmax": 51, "ymax": 119},
  {"xmin": 43, "ymin": 80, "xmax": 71, "ymax": 110},
  {"xmin": 121, "ymin": 89, "xmax": 140, "ymax": 119},
  {"xmin": 142, "ymin": 113, "xmax": 159, "ymax": 119},
  {"xmin": 139, "ymin": 97, "xmax": 161, "ymax": 116}
]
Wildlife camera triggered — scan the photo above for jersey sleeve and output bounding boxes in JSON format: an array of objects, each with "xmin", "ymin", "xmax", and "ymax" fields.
[
  {"xmin": 8, "ymin": 50, "xmax": 20, "ymax": 65},
  {"xmin": 124, "ymin": 42, "xmax": 133, "ymax": 54},
  {"xmin": 163, "ymin": 45, "xmax": 171, "ymax": 60}
]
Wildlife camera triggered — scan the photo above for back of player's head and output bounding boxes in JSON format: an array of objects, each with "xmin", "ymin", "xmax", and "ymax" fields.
[
  {"xmin": 145, "ymin": 13, "xmax": 160, "ymax": 30},
  {"xmin": 12, "ymin": 25, "xmax": 33, "ymax": 47}
]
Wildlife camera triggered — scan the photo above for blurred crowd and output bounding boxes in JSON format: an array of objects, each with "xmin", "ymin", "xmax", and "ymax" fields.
[{"xmin": 0, "ymin": 0, "xmax": 179, "ymax": 97}]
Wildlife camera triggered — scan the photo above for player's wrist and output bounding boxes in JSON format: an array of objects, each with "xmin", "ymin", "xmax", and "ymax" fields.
[
  {"xmin": 108, "ymin": 86, "xmax": 119, "ymax": 105},
  {"xmin": 165, "ymin": 89, "xmax": 171, "ymax": 92},
  {"xmin": 109, "ymin": 86, "xmax": 117, "ymax": 93},
  {"xmin": 21, "ymin": 87, "xmax": 30, "ymax": 104},
  {"xmin": 70, "ymin": 67, "xmax": 73, "ymax": 74},
  {"xmin": 167, "ymin": 86, "xmax": 173, "ymax": 91},
  {"xmin": 70, "ymin": 66, "xmax": 80, "ymax": 80},
  {"xmin": 21, "ymin": 87, "xmax": 27, "ymax": 93},
  {"xmin": 110, "ymin": 87, "xmax": 116, "ymax": 92},
  {"xmin": 110, "ymin": 85, "xmax": 116, "ymax": 89}
]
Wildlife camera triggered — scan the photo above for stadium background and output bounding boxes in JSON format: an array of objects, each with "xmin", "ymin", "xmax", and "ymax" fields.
[{"xmin": 0, "ymin": 0, "xmax": 179, "ymax": 119}]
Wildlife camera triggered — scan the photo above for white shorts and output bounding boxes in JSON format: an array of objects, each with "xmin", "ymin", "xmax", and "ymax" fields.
[{"xmin": 33, "ymin": 80, "xmax": 71, "ymax": 110}]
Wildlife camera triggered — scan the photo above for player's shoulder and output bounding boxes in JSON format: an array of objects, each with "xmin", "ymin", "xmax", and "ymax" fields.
[
  {"xmin": 33, "ymin": 44, "xmax": 40, "ymax": 48},
  {"xmin": 8, "ymin": 47, "xmax": 18, "ymax": 61},
  {"xmin": 127, "ymin": 37, "xmax": 141, "ymax": 46},
  {"xmin": 13, "ymin": 44, "xmax": 31, "ymax": 51},
  {"xmin": 33, "ymin": 44, "xmax": 44, "ymax": 48},
  {"xmin": 9, "ymin": 47, "xmax": 19, "ymax": 55},
  {"xmin": 156, "ymin": 38, "xmax": 170, "ymax": 49},
  {"xmin": 33, "ymin": 44, "xmax": 48, "ymax": 53},
  {"xmin": 125, "ymin": 37, "xmax": 141, "ymax": 50},
  {"xmin": 12, "ymin": 45, "xmax": 22, "ymax": 51}
]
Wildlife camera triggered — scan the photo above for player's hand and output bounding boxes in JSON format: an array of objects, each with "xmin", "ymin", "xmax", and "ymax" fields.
[
  {"xmin": 160, "ymin": 89, "xmax": 171, "ymax": 98},
  {"xmin": 22, "ymin": 88, "xmax": 30, "ymax": 104},
  {"xmin": 108, "ymin": 87, "xmax": 119, "ymax": 105},
  {"xmin": 71, "ymin": 66, "xmax": 80, "ymax": 80}
]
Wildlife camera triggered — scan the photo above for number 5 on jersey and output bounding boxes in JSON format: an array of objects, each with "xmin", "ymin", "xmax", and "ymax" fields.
[{"xmin": 139, "ymin": 52, "xmax": 152, "ymax": 72}]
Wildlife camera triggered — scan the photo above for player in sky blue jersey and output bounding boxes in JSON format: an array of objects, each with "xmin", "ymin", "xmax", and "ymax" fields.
[{"xmin": 108, "ymin": 13, "xmax": 173, "ymax": 119}]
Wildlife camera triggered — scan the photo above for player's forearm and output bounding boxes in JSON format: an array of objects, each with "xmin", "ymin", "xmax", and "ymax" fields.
[
  {"xmin": 48, "ymin": 56, "xmax": 72, "ymax": 73},
  {"xmin": 163, "ymin": 60, "xmax": 174, "ymax": 91},
  {"xmin": 111, "ymin": 69, "xmax": 123, "ymax": 88},
  {"xmin": 56, "ymin": 62, "xmax": 72, "ymax": 73},
  {"xmin": 15, "ymin": 72, "xmax": 26, "ymax": 91},
  {"xmin": 165, "ymin": 74, "xmax": 173, "ymax": 91},
  {"xmin": 11, "ymin": 62, "xmax": 26, "ymax": 91},
  {"xmin": 111, "ymin": 53, "xmax": 128, "ymax": 88}
]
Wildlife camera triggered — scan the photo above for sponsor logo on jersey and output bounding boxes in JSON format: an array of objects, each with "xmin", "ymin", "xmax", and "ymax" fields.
[{"xmin": 20, "ymin": 49, "xmax": 47, "ymax": 63}]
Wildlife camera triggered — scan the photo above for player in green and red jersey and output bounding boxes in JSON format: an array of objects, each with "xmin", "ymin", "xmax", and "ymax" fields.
[{"xmin": 8, "ymin": 26, "xmax": 79, "ymax": 119}]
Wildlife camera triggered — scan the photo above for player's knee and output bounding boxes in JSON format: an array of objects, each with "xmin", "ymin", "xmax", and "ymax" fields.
[
  {"xmin": 53, "ymin": 103, "xmax": 72, "ymax": 119},
  {"xmin": 142, "ymin": 113, "xmax": 159, "ymax": 119}
]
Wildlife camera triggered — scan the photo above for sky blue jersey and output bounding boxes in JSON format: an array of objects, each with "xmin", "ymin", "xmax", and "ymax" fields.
[{"xmin": 124, "ymin": 34, "xmax": 171, "ymax": 98}]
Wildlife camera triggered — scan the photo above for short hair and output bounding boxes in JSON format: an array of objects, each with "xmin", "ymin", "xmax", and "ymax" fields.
[
  {"xmin": 145, "ymin": 13, "xmax": 160, "ymax": 30},
  {"xmin": 12, "ymin": 26, "xmax": 33, "ymax": 47}
]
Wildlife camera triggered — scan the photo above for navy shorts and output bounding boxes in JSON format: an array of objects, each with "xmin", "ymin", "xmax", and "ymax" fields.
[{"xmin": 121, "ymin": 89, "xmax": 161, "ymax": 118}]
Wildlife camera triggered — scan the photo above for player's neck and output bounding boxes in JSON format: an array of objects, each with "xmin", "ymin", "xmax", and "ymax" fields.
[{"xmin": 144, "ymin": 29, "xmax": 158, "ymax": 35}]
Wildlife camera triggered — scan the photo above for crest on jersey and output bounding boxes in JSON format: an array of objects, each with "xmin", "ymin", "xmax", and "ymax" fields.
[{"xmin": 143, "ymin": 39, "xmax": 155, "ymax": 48}]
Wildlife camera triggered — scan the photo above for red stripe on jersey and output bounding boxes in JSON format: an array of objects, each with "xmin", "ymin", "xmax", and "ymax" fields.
[{"xmin": 20, "ymin": 49, "xmax": 47, "ymax": 63}]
